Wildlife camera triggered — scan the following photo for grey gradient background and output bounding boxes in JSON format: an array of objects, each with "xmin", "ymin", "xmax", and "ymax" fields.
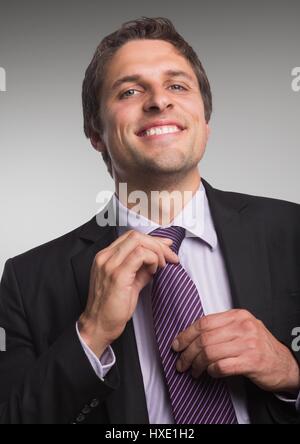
[{"xmin": 0, "ymin": 0, "xmax": 299, "ymax": 274}]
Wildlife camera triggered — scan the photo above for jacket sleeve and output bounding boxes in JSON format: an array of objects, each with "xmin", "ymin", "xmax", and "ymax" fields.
[{"xmin": 0, "ymin": 259, "xmax": 119, "ymax": 424}]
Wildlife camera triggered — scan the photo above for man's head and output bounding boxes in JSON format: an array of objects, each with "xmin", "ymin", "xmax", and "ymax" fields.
[{"xmin": 82, "ymin": 17, "xmax": 212, "ymax": 183}]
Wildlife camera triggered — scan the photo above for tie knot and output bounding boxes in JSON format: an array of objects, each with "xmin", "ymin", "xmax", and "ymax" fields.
[{"xmin": 150, "ymin": 225, "xmax": 185, "ymax": 254}]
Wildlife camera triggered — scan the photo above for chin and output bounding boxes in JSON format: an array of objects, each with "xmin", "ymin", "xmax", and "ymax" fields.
[{"xmin": 146, "ymin": 162, "xmax": 190, "ymax": 175}]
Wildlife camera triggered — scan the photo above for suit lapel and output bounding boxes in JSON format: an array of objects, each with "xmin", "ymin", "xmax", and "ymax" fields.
[
  {"xmin": 71, "ymin": 204, "xmax": 149, "ymax": 423},
  {"xmin": 202, "ymin": 179, "xmax": 273, "ymax": 330}
]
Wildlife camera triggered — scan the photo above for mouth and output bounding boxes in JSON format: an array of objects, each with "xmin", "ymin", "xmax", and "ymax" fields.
[{"xmin": 136, "ymin": 123, "xmax": 186, "ymax": 139}]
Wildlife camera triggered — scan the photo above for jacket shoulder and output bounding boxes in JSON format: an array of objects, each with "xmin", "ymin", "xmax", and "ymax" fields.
[
  {"xmin": 219, "ymin": 187, "xmax": 299, "ymax": 212},
  {"xmin": 213, "ymin": 185, "xmax": 300, "ymax": 235}
]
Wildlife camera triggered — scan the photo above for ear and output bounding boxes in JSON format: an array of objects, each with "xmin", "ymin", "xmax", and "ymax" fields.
[{"xmin": 90, "ymin": 131, "xmax": 107, "ymax": 153}]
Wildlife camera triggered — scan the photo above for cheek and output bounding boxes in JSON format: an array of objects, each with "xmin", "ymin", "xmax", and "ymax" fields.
[
  {"xmin": 103, "ymin": 114, "xmax": 122, "ymax": 144},
  {"xmin": 111, "ymin": 108, "xmax": 134, "ymax": 138},
  {"xmin": 182, "ymin": 97, "xmax": 205, "ymax": 121}
]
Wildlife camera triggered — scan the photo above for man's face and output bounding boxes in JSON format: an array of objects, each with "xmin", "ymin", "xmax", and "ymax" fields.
[{"xmin": 95, "ymin": 39, "xmax": 210, "ymax": 183}]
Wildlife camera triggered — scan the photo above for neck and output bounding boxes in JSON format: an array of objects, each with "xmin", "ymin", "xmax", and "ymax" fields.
[{"xmin": 114, "ymin": 170, "xmax": 201, "ymax": 225}]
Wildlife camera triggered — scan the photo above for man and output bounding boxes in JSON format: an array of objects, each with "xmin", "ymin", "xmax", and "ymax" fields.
[{"xmin": 0, "ymin": 17, "xmax": 299, "ymax": 424}]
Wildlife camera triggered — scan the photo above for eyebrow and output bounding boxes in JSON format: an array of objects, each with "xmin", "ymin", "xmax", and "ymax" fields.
[{"xmin": 111, "ymin": 70, "xmax": 196, "ymax": 92}]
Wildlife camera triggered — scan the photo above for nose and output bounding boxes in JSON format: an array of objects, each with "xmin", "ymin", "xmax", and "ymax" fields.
[{"xmin": 143, "ymin": 86, "xmax": 173, "ymax": 113}]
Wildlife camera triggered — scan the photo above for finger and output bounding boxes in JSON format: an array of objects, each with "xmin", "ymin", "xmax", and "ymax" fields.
[
  {"xmin": 188, "ymin": 339, "xmax": 246, "ymax": 378},
  {"xmin": 177, "ymin": 327, "xmax": 242, "ymax": 373},
  {"xmin": 207, "ymin": 357, "xmax": 245, "ymax": 379},
  {"xmin": 97, "ymin": 230, "xmax": 176, "ymax": 268},
  {"xmin": 172, "ymin": 309, "xmax": 251, "ymax": 352},
  {"xmin": 104, "ymin": 229, "xmax": 173, "ymax": 256},
  {"xmin": 92, "ymin": 229, "xmax": 133, "ymax": 263},
  {"xmin": 108, "ymin": 247, "xmax": 161, "ymax": 317},
  {"xmin": 112, "ymin": 230, "xmax": 175, "ymax": 261},
  {"xmin": 116, "ymin": 245, "xmax": 160, "ymax": 281},
  {"xmin": 108, "ymin": 231, "xmax": 178, "ymax": 269},
  {"xmin": 159, "ymin": 238, "xmax": 174, "ymax": 245}
]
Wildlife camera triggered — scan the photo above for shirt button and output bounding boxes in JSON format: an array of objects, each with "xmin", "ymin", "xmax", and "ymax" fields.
[
  {"xmin": 82, "ymin": 405, "xmax": 92, "ymax": 415},
  {"xmin": 90, "ymin": 398, "xmax": 99, "ymax": 408},
  {"xmin": 76, "ymin": 413, "xmax": 86, "ymax": 423}
]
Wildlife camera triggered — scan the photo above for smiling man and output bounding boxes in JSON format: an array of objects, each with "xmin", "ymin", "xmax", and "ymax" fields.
[{"xmin": 0, "ymin": 17, "xmax": 300, "ymax": 424}]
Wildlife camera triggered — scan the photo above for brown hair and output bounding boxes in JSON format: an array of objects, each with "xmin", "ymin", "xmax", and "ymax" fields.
[{"xmin": 82, "ymin": 17, "xmax": 212, "ymax": 175}]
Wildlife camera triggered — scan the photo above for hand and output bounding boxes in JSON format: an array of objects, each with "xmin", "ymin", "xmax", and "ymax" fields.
[
  {"xmin": 172, "ymin": 309, "xmax": 300, "ymax": 394},
  {"xmin": 78, "ymin": 230, "xmax": 179, "ymax": 357}
]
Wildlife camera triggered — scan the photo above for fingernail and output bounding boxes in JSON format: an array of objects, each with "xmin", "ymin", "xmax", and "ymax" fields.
[
  {"xmin": 176, "ymin": 360, "xmax": 182, "ymax": 372},
  {"xmin": 172, "ymin": 339, "xmax": 179, "ymax": 351}
]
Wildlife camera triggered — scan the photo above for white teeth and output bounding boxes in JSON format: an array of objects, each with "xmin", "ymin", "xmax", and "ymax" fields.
[{"xmin": 142, "ymin": 125, "xmax": 181, "ymax": 137}]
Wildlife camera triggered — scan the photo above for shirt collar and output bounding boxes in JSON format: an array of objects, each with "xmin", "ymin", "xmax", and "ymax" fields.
[{"xmin": 113, "ymin": 181, "xmax": 218, "ymax": 250}]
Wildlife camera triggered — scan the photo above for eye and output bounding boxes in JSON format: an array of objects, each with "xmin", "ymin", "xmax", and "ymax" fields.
[
  {"xmin": 169, "ymin": 84, "xmax": 186, "ymax": 91},
  {"xmin": 120, "ymin": 88, "xmax": 139, "ymax": 99}
]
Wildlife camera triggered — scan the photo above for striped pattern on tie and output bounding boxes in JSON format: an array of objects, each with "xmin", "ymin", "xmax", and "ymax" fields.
[{"xmin": 150, "ymin": 225, "xmax": 238, "ymax": 424}]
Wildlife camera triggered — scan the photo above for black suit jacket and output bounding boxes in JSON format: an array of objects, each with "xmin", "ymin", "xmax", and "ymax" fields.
[{"xmin": 0, "ymin": 179, "xmax": 300, "ymax": 424}]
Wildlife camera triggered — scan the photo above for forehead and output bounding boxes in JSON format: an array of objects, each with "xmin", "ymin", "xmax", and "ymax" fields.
[{"xmin": 103, "ymin": 39, "xmax": 197, "ymax": 86}]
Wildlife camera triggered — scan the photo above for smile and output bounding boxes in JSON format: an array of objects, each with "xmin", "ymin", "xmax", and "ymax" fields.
[{"xmin": 139, "ymin": 125, "xmax": 183, "ymax": 138}]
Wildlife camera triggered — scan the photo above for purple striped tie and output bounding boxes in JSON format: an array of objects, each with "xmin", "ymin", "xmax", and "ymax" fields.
[{"xmin": 150, "ymin": 226, "xmax": 238, "ymax": 424}]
